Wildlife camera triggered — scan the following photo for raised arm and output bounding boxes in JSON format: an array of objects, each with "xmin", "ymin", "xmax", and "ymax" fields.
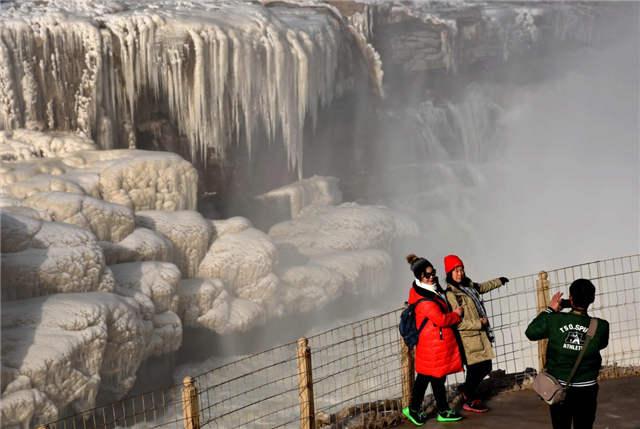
[
  {"xmin": 525, "ymin": 309, "xmax": 552, "ymax": 341},
  {"xmin": 476, "ymin": 277, "xmax": 505, "ymax": 294}
]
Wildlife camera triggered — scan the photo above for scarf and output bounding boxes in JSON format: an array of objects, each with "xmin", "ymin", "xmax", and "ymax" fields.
[
  {"xmin": 456, "ymin": 279, "xmax": 495, "ymax": 343},
  {"xmin": 414, "ymin": 278, "xmax": 446, "ymax": 301}
]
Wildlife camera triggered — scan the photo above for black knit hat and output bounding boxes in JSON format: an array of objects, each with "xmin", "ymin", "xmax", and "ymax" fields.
[
  {"xmin": 406, "ymin": 254, "xmax": 434, "ymax": 279},
  {"xmin": 569, "ymin": 278, "xmax": 596, "ymax": 308}
]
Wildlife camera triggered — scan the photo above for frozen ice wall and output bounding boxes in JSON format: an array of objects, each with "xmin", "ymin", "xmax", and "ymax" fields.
[{"xmin": 0, "ymin": 0, "xmax": 373, "ymax": 178}]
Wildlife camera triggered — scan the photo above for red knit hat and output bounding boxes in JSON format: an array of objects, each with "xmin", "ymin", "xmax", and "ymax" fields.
[{"xmin": 444, "ymin": 254, "xmax": 464, "ymax": 274}]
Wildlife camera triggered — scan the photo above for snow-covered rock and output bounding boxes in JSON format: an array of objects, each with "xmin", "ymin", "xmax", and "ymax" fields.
[
  {"xmin": 177, "ymin": 278, "xmax": 229, "ymax": 332},
  {"xmin": 198, "ymin": 228, "xmax": 279, "ymax": 307},
  {"xmin": 100, "ymin": 228, "xmax": 174, "ymax": 265},
  {"xmin": 148, "ymin": 311, "xmax": 183, "ymax": 357},
  {"xmin": 279, "ymin": 263, "xmax": 345, "ymax": 313},
  {"xmin": 23, "ymin": 192, "xmax": 135, "ymax": 242},
  {"xmin": 110, "ymin": 262, "xmax": 181, "ymax": 315},
  {"xmin": 136, "ymin": 210, "xmax": 211, "ymax": 278},
  {"xmin": 256, "ymin": 175, "xmax": 343, "ymax": 220},
  {"xmin": 0, "ymin": 129, "xmax": 96, "ymax": 161},
  {"xmin": 1, "ymin": 293, "xmax": 149, "ymax": 426},
  {"xmin": 98, "ymin": 152, "xmax": 198, "ymax": 211},
  {"xmin": 269, "ymin": 203, "xmax": 414, "ymax": 256},
  {"xmin": 0, "ymin": 210, "xmax": 42, "ymax": 253},
  {"xmin": 1, "ymin": 221, "xmax": 113, "ymax": 300},
  {"xmin": 311, "ymin": 249, "xmax": 392, "ymax": 295},
  {"xmin": 211, "ymin": 216, "xmax": 252, "ymax": 239},
  {"xmin": 4, "ymin": 174, "xmax": 86, "ymax": 200}
]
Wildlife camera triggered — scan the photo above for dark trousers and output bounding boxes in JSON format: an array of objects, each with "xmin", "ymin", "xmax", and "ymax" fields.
[
  {"xmin": 549, "ymin": 384, "xmax": 598, "ymax": 429},
  {"xmin": 462, "ymin": 360, "xmax": 492, "ymax": 400},
  {"xmin": 410, "ymin": 373, "xmax": 448, "ymax": 412}
]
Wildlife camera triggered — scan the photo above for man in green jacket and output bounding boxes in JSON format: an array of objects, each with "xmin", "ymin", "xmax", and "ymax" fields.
[{"xmin": 525, "ymin": 278, "xmax": 609, "ymax": 429}]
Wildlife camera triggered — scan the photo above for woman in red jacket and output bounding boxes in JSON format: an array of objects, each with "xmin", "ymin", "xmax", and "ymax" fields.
[{"xmin": 403, "ymin": 254, "xmax": 464, "ymax": 426}]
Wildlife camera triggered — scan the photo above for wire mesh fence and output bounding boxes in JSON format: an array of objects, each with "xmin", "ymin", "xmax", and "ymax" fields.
[
  {"xmin": 41, "ymin": 382, "xmax": 187, "ymax": 429},
  {"xmin": 38, "ymin": 254, "xmax": 640, "ymax": 429}
]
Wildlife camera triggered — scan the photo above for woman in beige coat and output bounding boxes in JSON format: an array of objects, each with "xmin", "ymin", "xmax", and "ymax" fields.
[{"xmin": 444, "ymin": 254, "xmax": 509, "ymax": 413}]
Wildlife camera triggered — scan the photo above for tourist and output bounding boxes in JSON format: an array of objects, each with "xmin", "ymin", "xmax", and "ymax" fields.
[
  {"xmin": 402, "ymin": 254, "xmax": 464, "ymax": 426},
  {"xmin": 526, "ymin": 278, "xmax": 609, "ymax": 429},
  {"xmin": 444, "ymin": 254, "xmax": 509, "ymax": 413}
]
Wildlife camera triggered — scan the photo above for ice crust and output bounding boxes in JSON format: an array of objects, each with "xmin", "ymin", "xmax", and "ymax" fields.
[
  {"xmin": 0, "ymin": 0, "xmax": 369, "ymax": 178},
  {"xmin": 1, "ymin": 293, "xmax": 150, "ymax": 425}
]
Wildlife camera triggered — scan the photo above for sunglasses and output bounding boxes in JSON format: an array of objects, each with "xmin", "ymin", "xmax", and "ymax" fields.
[{"xmin": 423, "ymin": 270, "xmax": 437, "ymax": 278}]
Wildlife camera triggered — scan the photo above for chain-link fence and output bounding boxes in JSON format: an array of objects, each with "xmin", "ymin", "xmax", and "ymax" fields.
[{"xmin": 39, "ymin": 255, "xmax": 640, "ymax": 429}]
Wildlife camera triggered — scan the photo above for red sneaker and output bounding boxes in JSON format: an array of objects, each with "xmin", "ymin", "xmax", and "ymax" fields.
[{"xmin": 463, "ymin": 399, "xmax": 489, "ymax": 413}]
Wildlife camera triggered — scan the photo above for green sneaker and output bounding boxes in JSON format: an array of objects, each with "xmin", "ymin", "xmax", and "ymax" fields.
[
  {"xmin": 436, "ymin": 409, "xmax": 463, "ymax": 422},
  {"xmin": 402, "ymin": 407, "xmax": 426, "ymax": 426}
]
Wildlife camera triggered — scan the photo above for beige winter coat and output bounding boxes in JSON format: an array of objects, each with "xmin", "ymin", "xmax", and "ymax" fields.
[{"xmin": 446, "ymin": 278, "xmax": 503, "ymax": 366}]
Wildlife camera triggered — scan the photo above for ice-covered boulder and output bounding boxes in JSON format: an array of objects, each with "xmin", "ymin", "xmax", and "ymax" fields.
[
  {"xmin": 1, "ymin": 387, "xmax": 57, "ymax": 429},
  {"xmin": 1, "ymin": 293, "xmax": 148, "ymax": 427},
  {"xmin": 198, "ymin": 228, "xmax": 279, "ymax": 309},
  {"xmin": 177, "ymin": 278, "xmax": 229, "ymax": 332},
  {"xmin": 4, "ymin": 174, "xmax": 85, "ymax": 200},
  {"xmin": 110, "ymin": 262, "xmax": 181, "ymax": 315},
  {"xmin": 279, "ymin": 263, "xmax": 345, "ymax": 313},
  {"xmin": 211, "ymin": 216, "xmax": 252, "ymax": 239},
  {"xmin": 0, "ymin": 158, "xmax": 72, "ymax": 187},
  {"xmin": 1, "ymin": 221, "xmax": 114, "ymax": 300},
  {"xmin": 0, "ymin": 129, "xmax": 96, "ymax": 162},
  {"xmin": 148, "ymin": 311, "xmax": 183, "ymax": 357},
  {"xmin": 0, "ymin": 210, "xmax": 42, "ymax": 253},
  {"xmin": 269, "ymin": 203, "xmax": 413, "ymax": 256},
  {"xmin": 136, "ymin": 210, "xmax": 211, "ymax": 278},
  {"xmin": 23, "ymin": 192, "xmax": 135, "ymax": 242},
  {"xmin": 311, "ymin": 249, "xmax": 392, "ymax": 295},
  {"xmin": 98, "ymin": 152, "xmax": 198, "ymax": 211},
  {"xmin": 109, "ymin": 262, "xmax": 182, "ymax": 357},
  {"xmin": 256, "ymin": 175, "xmax": 343, "ymax": 221},
  {"xmin": 100, "ymin": 228, "xmax": 174, "ymax": 265}
]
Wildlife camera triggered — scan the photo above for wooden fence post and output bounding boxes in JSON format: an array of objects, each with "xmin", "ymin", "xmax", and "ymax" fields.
[
  {"xmin": 400, "ymin": 340, "xmax": 414, "ymax": 409},
  {"xmin": 297, "ymin": 337, "xmax": 316, "ymax": 429},
  {"xmin": 182, "ymin": 376, "xmax": 200, "ymax": 429},
  {"xmin": 536, "ymin": 271, "xmax": 551, "ymax": 372}
]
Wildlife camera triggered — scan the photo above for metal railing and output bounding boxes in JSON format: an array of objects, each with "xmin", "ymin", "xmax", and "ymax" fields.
[{"xmin": 37, "ymin": 254, "xmax": 640, "ymax": 429}]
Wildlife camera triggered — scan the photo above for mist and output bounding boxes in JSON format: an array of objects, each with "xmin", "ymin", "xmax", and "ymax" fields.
[{"xmin": 378, "ymin": 15, "xmax": 639, "ymax": 287}]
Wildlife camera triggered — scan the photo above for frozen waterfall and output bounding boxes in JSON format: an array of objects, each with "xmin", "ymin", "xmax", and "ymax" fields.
[{"xmin": 0, "ymin": 0, "xmax": 375, "ymax": 178}]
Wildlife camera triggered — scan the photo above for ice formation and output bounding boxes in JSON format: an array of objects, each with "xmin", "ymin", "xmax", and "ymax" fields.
[
  {"xmin": 256, "ymin": 175, "xmax": 342, "ymax": 220},
  {"xmin": 0, "ymin": 0, "xmax": 373, "ymax": 178},
  {"xmin": 1, "ymin": 292, "xmax": 150, "ymax": 425},
  {"xmin": 0, "ymin": 124, "xmax": 419, "ymax": 425},
  {"xmin": 100, "ymin": 227, "xmax": 175, "ymax": 265},
  {"xmin": 23, "ymin": 191, "xmax": 135, "ymax": 241},
  {"xmin": 1, "ymin": 215, "xmax": 114, "ymax": 300},
  {"xmin": 268, "ymin": 202, "xmax": 410, "ymax": 256},
  {"xmin": 135, "ymin": 210, "xmax": 212, "ymax": 278}
]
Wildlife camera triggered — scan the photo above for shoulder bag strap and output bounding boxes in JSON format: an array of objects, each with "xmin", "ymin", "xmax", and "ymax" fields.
[{"xmin": 565, "ymin": 318, "xmax": 598, "ymax": 385}]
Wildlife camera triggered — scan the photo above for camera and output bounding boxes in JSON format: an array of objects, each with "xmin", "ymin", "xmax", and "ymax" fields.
[{"xmin": 559, "ymin": 299, "xmax": 571, "ymax": 309}]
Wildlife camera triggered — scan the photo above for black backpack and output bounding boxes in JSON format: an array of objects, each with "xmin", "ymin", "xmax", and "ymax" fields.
[{"xmin": 399, "ymin": 298, "xmax": 431, "ymax": 348}]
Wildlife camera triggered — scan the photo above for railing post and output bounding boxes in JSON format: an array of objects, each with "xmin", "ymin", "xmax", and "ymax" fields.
[
  {"xmin": 297, "ymin": 337, "xmax": 316, "ymax": 429},
  {"xmin": 536, "ymin": 271, "xmax": 551, "ymax": 371},
  {"xmin": 400, "ymin": 340, "xmax": 414, "ymax": 409},
  {"xmin": 182, "ymin": 376, "xmax": 200, "ymax": 429}
]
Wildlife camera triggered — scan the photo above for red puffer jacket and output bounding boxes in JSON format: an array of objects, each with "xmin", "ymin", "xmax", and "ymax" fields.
[{"xmin": 409, "ymin": 284, "xmax": 463, "ymax": 377}]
